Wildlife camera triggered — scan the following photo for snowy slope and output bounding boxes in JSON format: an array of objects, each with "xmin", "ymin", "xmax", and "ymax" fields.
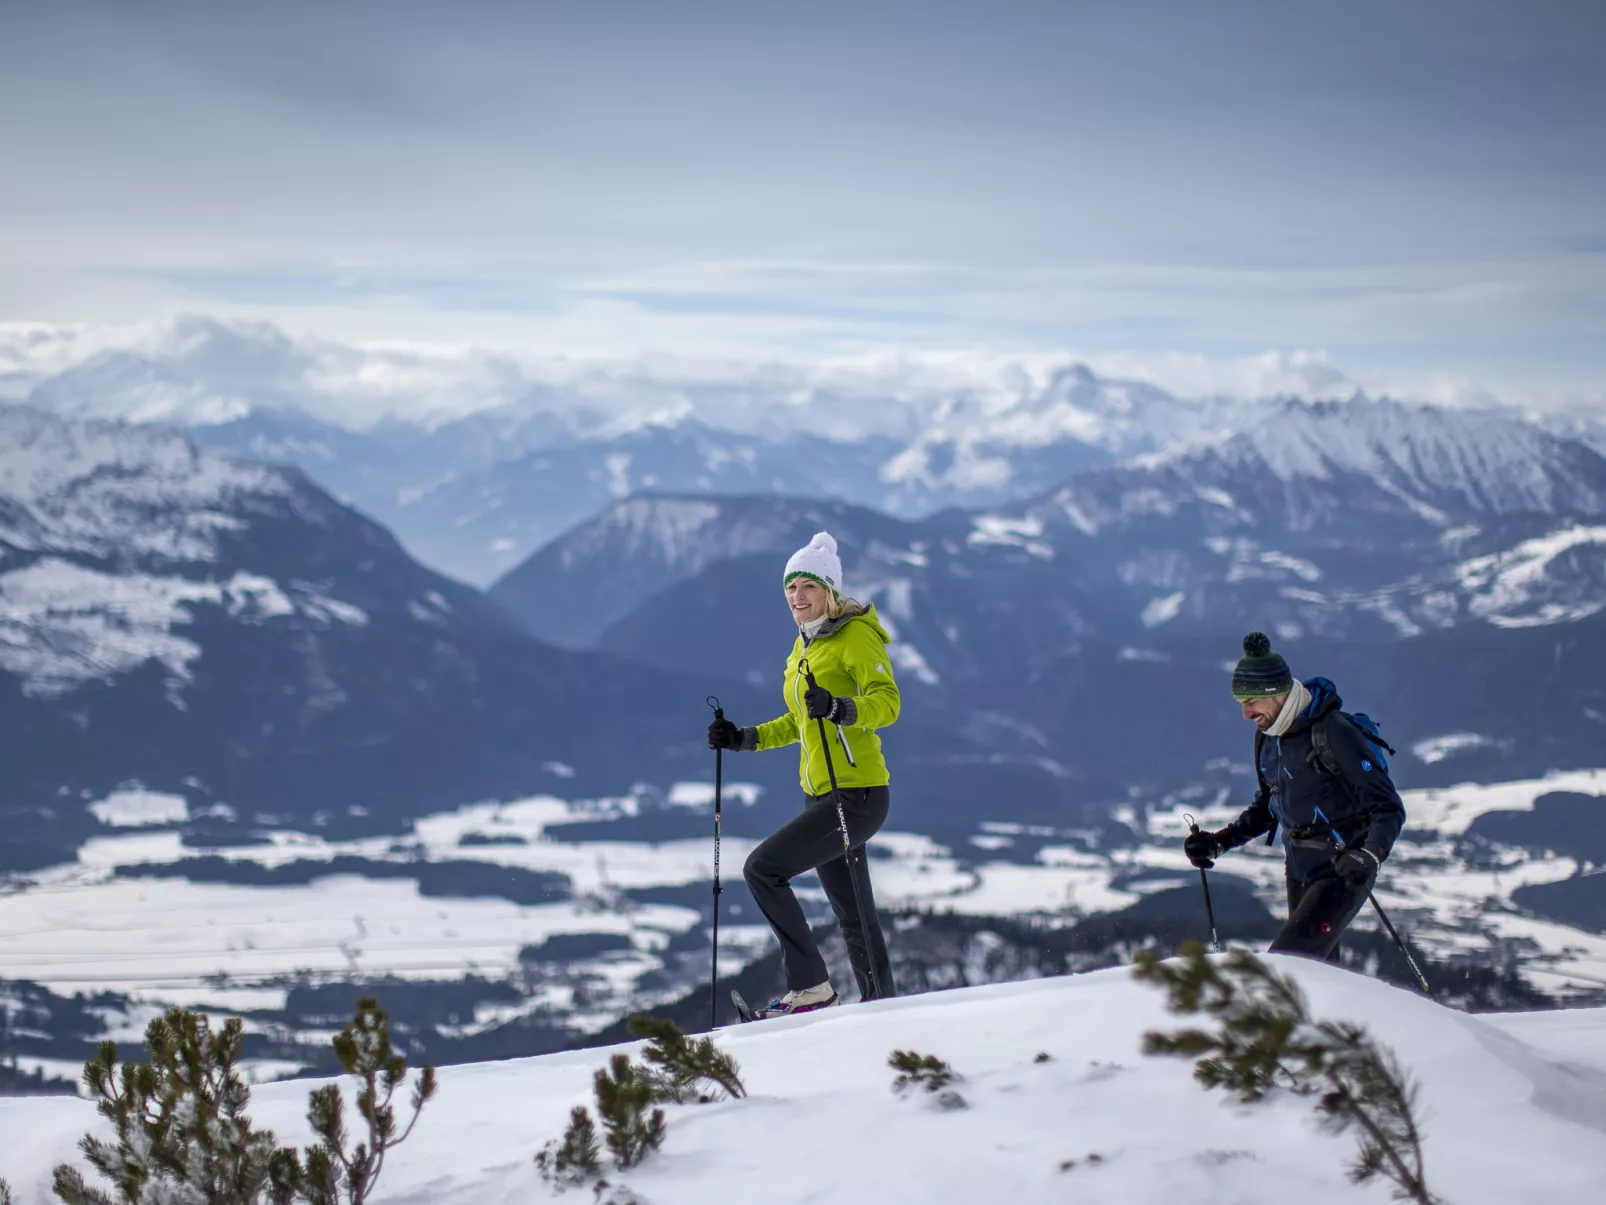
[{"xmin": 3, "ymin": 963, "xmax": 1604, "ymax": 1205}]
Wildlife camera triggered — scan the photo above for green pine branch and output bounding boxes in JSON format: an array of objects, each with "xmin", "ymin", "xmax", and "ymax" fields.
[
  {"xmin": 593, "ymin": 1054, "xmax": 666, "ymax": 1170},
  {"xmin": 1134, "ymin": 942, "xmax": 1442, "ymax": 1205},
  {"xmin": 625, "ymin": 1014, "xmax": 746, "ymax": 1102}
]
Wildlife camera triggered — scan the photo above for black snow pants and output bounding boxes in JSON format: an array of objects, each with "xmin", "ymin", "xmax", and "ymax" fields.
[
  {"xmin": 1268, "ymin": 866, "xmax": 1373, "ymax": 961},
  {"xmin": 743, "ymin": 785, "xmax": 894, "ymax": 1000}
]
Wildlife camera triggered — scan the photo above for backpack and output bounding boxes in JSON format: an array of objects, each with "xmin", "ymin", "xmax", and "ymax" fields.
[{"xmin": 1311, "ymin": 711, "xmax": 1396, "ymax": 782}]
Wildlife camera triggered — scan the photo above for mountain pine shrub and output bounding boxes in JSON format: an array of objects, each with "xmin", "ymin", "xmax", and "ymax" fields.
[
  {"xmin": 53, "ymin": 1008, "xmax": 283, "ymax": 1205},
  {"xmin": 534, "ymin": 1106, "xmax": 603, "ymax": 1190},
  {"xmin": 592, "ymin": 1055, "xmax": 666, "ymax": 1170},
  {"xmin": 1134, "ymin": 942, "xmax": 1442, "ymax": 1205},
  {"xmin": 52, "ymin": 997, "xmax": 434, "ymax": 1205},
  {"xmin": 267, "ymin": 996, "xmax": 437, "ymax": 1205}
]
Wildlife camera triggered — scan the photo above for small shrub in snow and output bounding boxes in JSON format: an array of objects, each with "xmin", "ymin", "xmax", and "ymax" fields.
[
  {"xmin": 888, "ymin": 1050, "xmax": 955, "ymax": 1093},
  {"xmin": 267, "ymin": 996, "xmax": 438, "ymax": 1205},
  {"xmin": 593, "ymin": 1055, "xmax": 667, "ymax": 1171},
  {"xmin": 1033, "ymin": 1051, "xmax": 1052, "ymax": 1064},
  {"xmin": 1, "ymin": 1176, "xmax": 13, "ymax": 1205},
  {"xmin": 888, "ymin": 1050, "xmax": 967, "ymax": 1109},
  {"xmin": 1058, "ymin": 1153, "xmax": 1105, "ymax": 1172},
  {"xmin": 625, "ymin": 1014, "xmax": 746, "ymax": 1102},
  {"xmin": 52, "ymin": 997, "xmax": 434, "ymax": 1205},
  {"xmin": 53, "ymin": 1007, "xmax": 283, "ymax": 1204},
  {"xmin": 535, "ymin": 1107, "xmax": 603, "ymax": 1190},
  {"xmin": 1134, "ymin": 941, "xmax": 1442, "ymax": 1205}
]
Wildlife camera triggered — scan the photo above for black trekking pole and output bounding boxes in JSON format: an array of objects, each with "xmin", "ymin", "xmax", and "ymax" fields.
[
  {"xmin": 801, "ymin": 658, "xmax": 882, "ymax": 1002},
  {"xmin": 707, "ymin": 695, "xmax": 726, "ymax": 1031},
  {"xmin": 1183, "ymin": 814, "xmax": 1222, "ymax": 953},
  {"xmin": 1368, "ymin": 892, "xmax": 1431, "ymax": 995}
]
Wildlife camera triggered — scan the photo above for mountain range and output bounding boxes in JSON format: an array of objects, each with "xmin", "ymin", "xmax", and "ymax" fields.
[
  {"xmin": 9, "ymin": 317, "xmax": 1288, "ymax": 585},
  {"xmin": 3, "ymin": 318, "xmax": 1606, "ymax": 1084},
  {"xmin": 0, "ymin": 404, "xmax": 777, "ymax": 873}
]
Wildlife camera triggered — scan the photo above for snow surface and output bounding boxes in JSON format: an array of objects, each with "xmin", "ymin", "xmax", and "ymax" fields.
[
  {"xmin": 87, "ymin": 789, "xmax": 190, "ymax": 828},
  {"xmin": 2, "ymin": 963, "xmax": 1603, "ymax": 1205}
]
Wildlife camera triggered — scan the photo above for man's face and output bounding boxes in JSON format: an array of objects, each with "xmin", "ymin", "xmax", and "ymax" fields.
[{"xmin": 1239, "ymin": 694, "xmax": 1287, "ymax": 730}]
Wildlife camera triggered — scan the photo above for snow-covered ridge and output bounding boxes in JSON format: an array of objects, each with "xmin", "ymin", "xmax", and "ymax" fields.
[
  {"xmin": 0, "ymin": 404, "xmax": 291, "ymax": 562},
  {"xmin": 4, "ymin": 964, "xmax": 1603, "ymax": 1205},
  {"xmin": 0, "ymin": 559, "xmax": 368, "ymax": 698},
  {"xmin": 1135, "ymin": 396, "xmax": 1606, "ymax": 519}
]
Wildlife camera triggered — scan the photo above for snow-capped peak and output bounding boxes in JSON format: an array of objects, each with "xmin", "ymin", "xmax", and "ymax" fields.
[{"xmin": 1141, "ymin": 396, "xmax": 1606, "ymax": 520}]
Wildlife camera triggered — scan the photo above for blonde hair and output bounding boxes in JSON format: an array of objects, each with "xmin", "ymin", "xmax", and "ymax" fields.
[{"xmin": 826, "ymin": 593, "xmax": 867, "ymax": 620}]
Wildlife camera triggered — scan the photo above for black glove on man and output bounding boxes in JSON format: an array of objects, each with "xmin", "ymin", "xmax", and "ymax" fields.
[
  {"xmin": 1333, "ymin": 846, "xmax": 1380, "ymax": 887},
  {"xmin": 803, "ymin": 683, "xmax": 854, "ymax": 723},
  {"xmin": 1184, "ymin": 829, "xmax": 1226, "ymax": 869},
  {"xmin": 708, "ymin": 717, "xmax": 743, "ymax": 751}
]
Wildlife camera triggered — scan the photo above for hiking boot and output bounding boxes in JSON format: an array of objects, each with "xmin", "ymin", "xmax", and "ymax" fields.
[{"xmin": 759, "ymin": 982, "xmax": 838, "ymax": 1017}]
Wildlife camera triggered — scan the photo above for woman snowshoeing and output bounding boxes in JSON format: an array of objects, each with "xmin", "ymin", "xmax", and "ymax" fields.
[{"xmin": 707, "ymin": 531, "xmax": 900, "ymax": 1016}]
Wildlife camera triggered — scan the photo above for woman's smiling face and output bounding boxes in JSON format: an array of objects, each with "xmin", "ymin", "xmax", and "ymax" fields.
[{"xmin": 786, "ymin": 577, "xmax": 831, "ymax": 624}]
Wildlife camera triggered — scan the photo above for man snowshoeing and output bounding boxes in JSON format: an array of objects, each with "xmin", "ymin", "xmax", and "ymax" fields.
[
  {"xmin": 707, "ymin": 531, "xmax": 899, "ymax": 1017},
  {"xmin": 1184, "ymin": 632, "xmax": 1405, "ymax": 960}
]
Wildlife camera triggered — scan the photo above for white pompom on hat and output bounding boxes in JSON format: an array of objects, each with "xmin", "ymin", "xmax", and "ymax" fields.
[{"xmin": 784, "ymin": 531, "xmax": 843, "ymax": 595}]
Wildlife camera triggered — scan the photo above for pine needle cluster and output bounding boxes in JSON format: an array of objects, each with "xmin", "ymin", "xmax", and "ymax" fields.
[
  {"xmin": 1133, "ymin": 942, "xmax": 1442, "ymax": 1205},
  {"xmin": 626, "ymin": 1014, "xmax": 746, "ymax": 1102},
  {"xmin": 51, "ymin": 998, "xmax": 435, "ymax": 1205}
]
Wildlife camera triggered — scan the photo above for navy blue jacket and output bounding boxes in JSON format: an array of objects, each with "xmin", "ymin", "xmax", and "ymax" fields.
[{"xmin": 1219, "ymin": 678, "xmax": 1406, "ymax": 882}]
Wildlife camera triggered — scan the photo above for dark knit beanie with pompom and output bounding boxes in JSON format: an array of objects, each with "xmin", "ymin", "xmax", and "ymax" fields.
[{"xmin": 1231, "ymin": 632, "xmax": 1293, "ymax": 699}]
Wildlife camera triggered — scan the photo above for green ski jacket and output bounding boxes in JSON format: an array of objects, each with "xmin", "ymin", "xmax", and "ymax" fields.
[{"xmin": 755, "ymin": 606, "xmax": 901, "ymax": 795}]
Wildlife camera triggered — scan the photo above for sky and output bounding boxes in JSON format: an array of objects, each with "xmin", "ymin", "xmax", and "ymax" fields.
[{"xmin": 1, "ymin": 0, "xmax": 1603, "ymax": 410}]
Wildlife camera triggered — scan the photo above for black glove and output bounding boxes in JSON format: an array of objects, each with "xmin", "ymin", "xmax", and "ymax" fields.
[
  {"xmin": 1333, "ymin": 846, "xmax": 1380, "ymax": 886},
  {"xmin": 1184, "ymin": 829, "xmax": 1225, "ymax": 869},
  {"xmin": 708, "ymin": 717, "xmax": 743, "ymax": 751},
  {"xmin": 804, "ymin": 684, "xmax": 839, "ymax": 721}
]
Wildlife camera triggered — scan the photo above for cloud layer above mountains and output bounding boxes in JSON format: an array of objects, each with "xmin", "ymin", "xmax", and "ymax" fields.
[
  {"xmin": 0, "ymin": 315, "xmax": 1518, "ymax": 437},
  {"xmin": 1, "ymin": 2, "xmax": 1602, "ymax": 409}
]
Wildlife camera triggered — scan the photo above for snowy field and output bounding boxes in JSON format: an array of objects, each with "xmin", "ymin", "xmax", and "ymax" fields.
[
  {"xmin": 2, "ymin": 769, "xmax": 1605, "ymax": 1017},
  {"xmin": 3, "ymin": 960, "xmax": 1604, "ymax": 1205}
]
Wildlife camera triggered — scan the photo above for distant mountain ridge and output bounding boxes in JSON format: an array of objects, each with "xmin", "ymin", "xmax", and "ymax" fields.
[
  {"xmin": 0, "ymin": 405, "xmax": 770, "ymax": 873},
  {"xmin": 8, "ymin": 317, "xmax": 1291, "ymax": 583}
]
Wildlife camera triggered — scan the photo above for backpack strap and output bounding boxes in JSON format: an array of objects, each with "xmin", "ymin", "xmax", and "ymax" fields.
[
  {"xmin": 1309, "ymin": 713, "xmax": 1345, "ymax": 784},
  {"xmin": 1253, "ymin": 730, "xmax": 1279, "ymax": 847}
]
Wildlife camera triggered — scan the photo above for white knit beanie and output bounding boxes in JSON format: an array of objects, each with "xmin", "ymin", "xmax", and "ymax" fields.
[{"xmin": 784, "ymin": 531, "xmax": 843, "ymax": 595}]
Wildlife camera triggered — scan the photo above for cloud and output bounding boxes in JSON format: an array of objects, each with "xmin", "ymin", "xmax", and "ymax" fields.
[
  {"xmin": 1, "ymin": 2, "xmax": 1602, "ymax": 399},
  {"xmin": 7, "ymin": 316, "xmax": 1602, "ymax": 443}
]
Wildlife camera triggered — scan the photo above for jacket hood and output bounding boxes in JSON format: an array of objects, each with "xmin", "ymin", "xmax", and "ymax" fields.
[
  {"xmin": 1289, "ymin": 676, "xmax": 1344, "ymax": 732},
  {"xmin": 804, "ymin": 604, "xmax": 891, "ymax": 645}
]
